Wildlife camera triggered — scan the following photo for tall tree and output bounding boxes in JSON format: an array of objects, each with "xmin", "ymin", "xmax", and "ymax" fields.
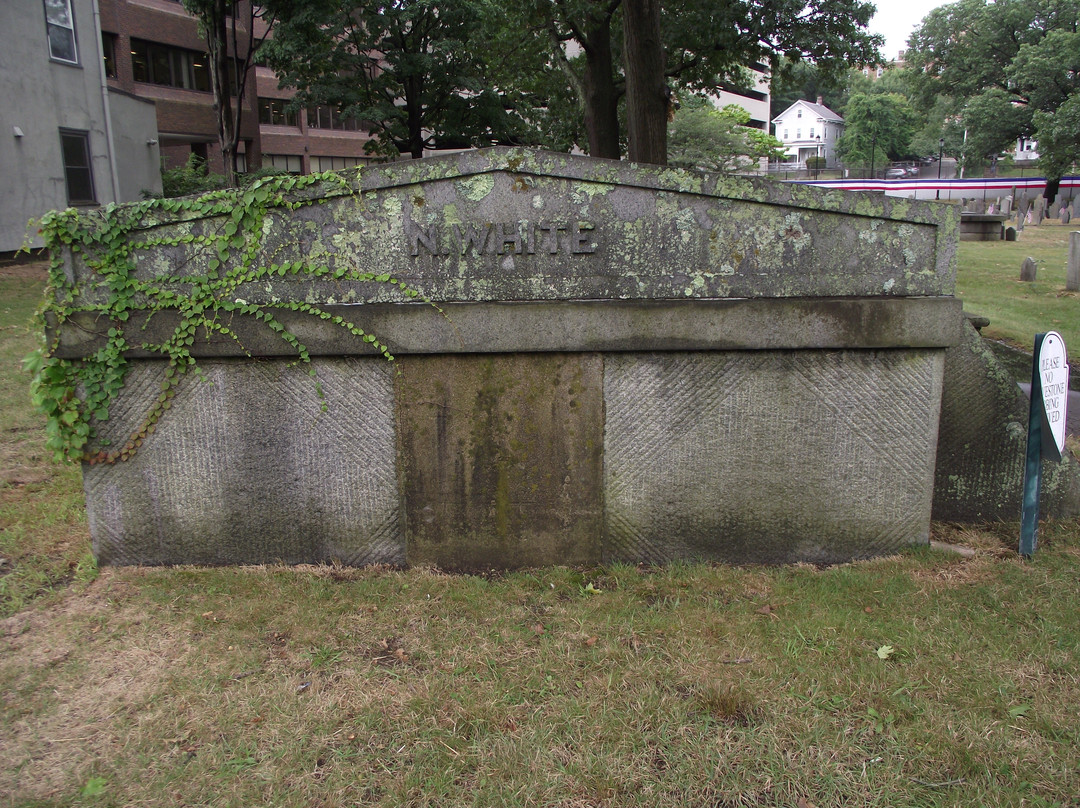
[
  {"xmin": 907, "ymin": 0, "xmax": 1080, "ymax": 179},
  {"xmin": 526, "ymin": 0, "xmax": 881, "ymax": 164},
  {"xmin": 266, "ymin": 0, "xmax": 529, "ymax": 159},
  {"xmin": 181, "ymin": 0, "xmax": 277, "ymax": 187},
  {"xmin": 835, "ymin": 93, "xmax": 919, "ymax": 174},
  {"xmin": 622, "ymin": 0, "xmax": 667, "ymax": 162},
  {"xmin": 769, "ymin": 59, "xmax": 847, "ymax": 118},
  {"xmin": 668, "ymin": 97, "xmax": 785, "ymax": 172}
]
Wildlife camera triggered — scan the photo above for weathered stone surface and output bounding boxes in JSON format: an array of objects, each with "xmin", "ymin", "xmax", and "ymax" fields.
[
  {"xmin": 396, "ymin": 354, "xmax": 603, "ymax": 570},
  {"xmin": 1020, "ymin": 256, "xmax": 1037, "ymax": 282},
  {"xmin": 605, "ymin": 350, "xmax": 945, "ymax": 564},
  {"xmin": 933, "ymin": 321, "xmax": 1080, "ymax": 521},
  {"xmin": 960, "ymin": 212, "xmax": 1006, "ymax": 241},
  {"xmin": 62, "ymin": 148, "xmax": 958, "ymax": 312},
  {"xmin": 52, "ymin": 297, "xmax": 962, "ymax": 358},
  {"xmin": 53, "ymin": 148, "xmax": 974, "ymax": 567},
  {"xmin": 1068, "ymin": 231, "xmax": 1080, "ymax": 291},
  {"xmin": 84, "ymin": 358, "xmax": 402, "ymax": 565}
]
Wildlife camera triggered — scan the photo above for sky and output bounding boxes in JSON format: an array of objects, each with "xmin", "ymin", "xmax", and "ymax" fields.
[{"xmin": 868, "ymin": 0, "xmax": 955, "ymax": 61}]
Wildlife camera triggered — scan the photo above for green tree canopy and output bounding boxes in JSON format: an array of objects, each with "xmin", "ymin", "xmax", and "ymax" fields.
[
  {"xmin": 667, "ymin": 97, "xmax": 784, "ymax": 173},
  {"xmin": 835, "ymin": 93, "xmax": 919, "ymax": 173},
  {"xmin": 906, "ymin": 0, "xmax": 1080, "ymax": 179},
  {"xmin": 265, "ymin": 0, "xmax": 532, "ymax": 159},
  {"xmin": 533, "ymin": 0, "xmax": 882, "ymax": 163}
]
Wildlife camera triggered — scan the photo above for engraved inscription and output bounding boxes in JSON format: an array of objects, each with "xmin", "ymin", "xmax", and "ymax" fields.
[{"xmin": 409, "ymin": 220, "xmax": 597, "ymax": 257}]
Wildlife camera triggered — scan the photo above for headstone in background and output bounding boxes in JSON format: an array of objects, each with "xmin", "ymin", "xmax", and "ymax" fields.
[
  {"xmin": 1062, "ymin": 207, "xmax": 1072, "ymax": 226},
  {"xmin": 1034, "ymin": 196, "xmax": 1046, "ymax": 225},
  {"xmin": 1020, "ymin": 256, "xmax": 1038, "ymax": 282},
  {"xmin": 1002, "ymin": 196, "xmax": 1012, "ymax": 216},
  {"xmin": 1068, "ymin": 231, "xmax": 1080, "ymax": 292},
  {"xmin": 973, "ymin": 199, "xmax": 987, "ymax": 214},
  {"xmin": 1005, "ymin": 227, "xmax": 1018, "ymax": 241}
]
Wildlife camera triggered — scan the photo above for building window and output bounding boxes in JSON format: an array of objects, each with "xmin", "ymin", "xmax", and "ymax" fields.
[
  {"xmin": 307, "ymin": 105, "xmax": 361, "ymax": 131},
  {"xmin": 101, "ymin": 32, "xmax": 117, "ymax": 78},
  {"xmin": 312, "ymin": 155, "xmax": 367, "ymax": 172},
  {"xmin": 783, "ymin": 130, "xmax": 788, "ymax": 139},
  {"xmin": 796, "ymin": 109, "xmax": 802, "ymax": 119},
  {"xmin": 796, "ymin": 129, "xmax": 801, "ymax": 139},
  {"xmin": 809, "ymin": 127, "xmax": 815, "ymax": 138},
  {"xmin": 44, "ymin": 0, "xmax": 78, "ymax": 64},
  {"xmin": 258, "ymin": 98, "xmax": 297, "ymax": 127},
  {"xmin": 131, "ymin": 39, "xmax": 211, "ymax": 91},
  {"xmin": 60, "ymin": 129, "xmax": 96, "ymax": 204},
  {"xmin": 264, "ymin": 154, "xmax": 302, "ymax": 173}
]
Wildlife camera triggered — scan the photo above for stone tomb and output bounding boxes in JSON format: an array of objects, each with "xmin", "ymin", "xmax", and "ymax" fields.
[{"xmin": 54, "ymin": 149, "xmax": 964, "ymax": 568}]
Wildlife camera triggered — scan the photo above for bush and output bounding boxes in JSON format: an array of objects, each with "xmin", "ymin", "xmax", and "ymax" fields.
[
  {"xmin": 146, "ymin": 156, "xmax": 296, "ymax": 199},
  {"xmin": 805, "ymin": 155, "xmax": 827, "ymax": 170},
  {"xmin": 151, "ymin": 154, "xmax": 227, "ymax": 199}
]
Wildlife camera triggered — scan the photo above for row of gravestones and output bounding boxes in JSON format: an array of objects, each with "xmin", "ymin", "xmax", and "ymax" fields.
[{"xmin": 963, "ymin": 194, "xmax": 1076, "ymax": 226}]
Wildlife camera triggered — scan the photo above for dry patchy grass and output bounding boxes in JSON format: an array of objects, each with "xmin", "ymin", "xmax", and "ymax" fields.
[
  {"xmin": 2, "ymin": 536, "xmax": 1080, "ymax": 807},
  {"xmin": 3, "ymin": 244, "xmax": 1080, "ymax": 807}
]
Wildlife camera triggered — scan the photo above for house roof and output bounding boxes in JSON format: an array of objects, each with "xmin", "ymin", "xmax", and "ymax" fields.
[{"xmin": 772, "ymin": 100, "xmax": 844, "ymax": 124}]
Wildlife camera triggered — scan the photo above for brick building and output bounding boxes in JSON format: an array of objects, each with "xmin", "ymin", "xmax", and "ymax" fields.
[{"xmin": 97, "ymin": 0, "xmax": 376, "ymax": 175}]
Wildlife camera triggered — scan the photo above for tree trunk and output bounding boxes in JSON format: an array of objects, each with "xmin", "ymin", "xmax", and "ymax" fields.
[
  {"xmin": 582, "ymin": 16, "xmax": 621, "ymax": 159},
  {"xmin": 207, "ymin": 1, "xmax": 238, "ymax": 186},
  {"xmin": 405, "ymin": 77, "xmax": 425, "ymax": 158},
  {"xmin": 622, "ymin": 0, "xmax": 667, "ymax": 165}
]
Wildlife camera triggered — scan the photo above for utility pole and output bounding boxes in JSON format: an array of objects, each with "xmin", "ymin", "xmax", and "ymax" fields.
[{"xmin": 936, "ymin": 137, "xmax": 944, "ymax": 200}]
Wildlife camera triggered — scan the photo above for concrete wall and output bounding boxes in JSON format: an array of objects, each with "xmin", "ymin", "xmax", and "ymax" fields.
[
  {"xmin": 55, "ymin": 148, "xmax": 970, "ymax": 568},
  {"xmin": 0, "ymin": 0, "xmax": 159, "ymax": 252},
  {"xmin": 108, "ymin": 88, "xmax": 161, "ymax": 199}
]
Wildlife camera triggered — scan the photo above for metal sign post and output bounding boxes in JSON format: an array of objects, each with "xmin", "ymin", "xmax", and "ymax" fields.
[{"xmin": 1020, "ymin": 331, "xmax": 1070, "ymax": 558}]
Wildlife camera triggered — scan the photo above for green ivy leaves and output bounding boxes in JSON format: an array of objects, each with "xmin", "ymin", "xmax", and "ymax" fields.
[{"xmin": 30, "ymin": 168, "xmax": 420, "ymax": 464}]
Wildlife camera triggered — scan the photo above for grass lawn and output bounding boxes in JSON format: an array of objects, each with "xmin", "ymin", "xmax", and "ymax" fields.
[
  {"xmin": 2, "ymin": 234, "xmax": 1080, "ymax": 807},
  {"xmin": 956, "ymin": 221, "xmax": 1080, "ymax": 351}
]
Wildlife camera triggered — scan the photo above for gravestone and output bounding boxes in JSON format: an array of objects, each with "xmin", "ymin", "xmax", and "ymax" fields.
[
  {"xmin": 1068, "ymin": 231, "xmax": 1080, "ymax": 292},
  {"xmin": 1062, "ymin": 207, "xmax": 1071, "ymax": 225},
  {"xmin": 47, "ymin": 148, "xmax": 1077, "ymax": 568},
  {"xmin": 1005, "ymin": 227, "xmax": 1018, "ymax": 241},
  {"xmin": 1020, "ymin": 257, "xmax": 1037, "ymax": 281}
]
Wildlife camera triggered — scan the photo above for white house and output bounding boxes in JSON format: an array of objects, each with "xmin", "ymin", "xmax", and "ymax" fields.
[
  {"xmin": 1013, "ymin": 137, "xmax": 1039, "ymax": 163},
  {"xmin": 771, "ymin": 98, "xmax": 844, "ymax": 169}
]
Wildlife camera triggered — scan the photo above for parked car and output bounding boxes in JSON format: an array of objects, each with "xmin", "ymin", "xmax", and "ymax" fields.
[{"xmin": 885, "ymin": 167, "xmax": 906, "ymax": 179}]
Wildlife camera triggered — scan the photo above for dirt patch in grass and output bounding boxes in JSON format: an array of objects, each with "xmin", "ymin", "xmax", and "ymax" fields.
[
  {"xmin": 0, "ymin": 261, "xmax": 48, "ymax": 282},
  {"xmin": 0, "ymin": 573, "xmax": 182, "ymax": 801}
]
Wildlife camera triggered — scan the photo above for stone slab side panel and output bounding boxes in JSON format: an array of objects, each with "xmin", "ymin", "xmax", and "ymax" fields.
[
  {"xmin": 84, "ymin": 358, "xmax": 402, "ymax": 565},
  {"xmin": 933, "ymin": 321, "xmax": 1080, "ymax": 521},
  {"xmin": 396, "ymin": 353, "xmax": 604, "ymax": 570},
  {"xmin": 604, "ymin": 350, "xmax": 945, "ymax": 564}
]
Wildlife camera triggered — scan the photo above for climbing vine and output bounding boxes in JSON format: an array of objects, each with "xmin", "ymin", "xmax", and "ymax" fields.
[{"xmin": 26, "ymin": 170, "xmax": 421, "ymax": 465}]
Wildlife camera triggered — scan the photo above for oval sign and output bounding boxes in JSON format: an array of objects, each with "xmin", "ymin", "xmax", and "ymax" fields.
[{"xmin": 1037, "ymin": 331, "xmax": 1069, "ymax": 460}]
